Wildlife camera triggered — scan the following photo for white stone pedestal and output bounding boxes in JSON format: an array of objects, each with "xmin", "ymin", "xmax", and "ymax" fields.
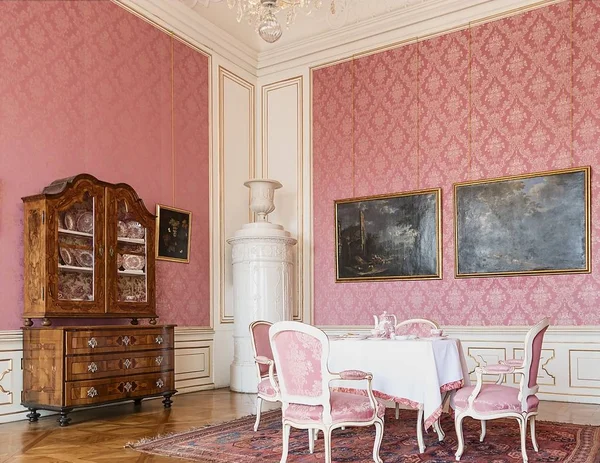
[{"xmin": 227, "ymin": 222, "xmax": 297, "ymax": 393}]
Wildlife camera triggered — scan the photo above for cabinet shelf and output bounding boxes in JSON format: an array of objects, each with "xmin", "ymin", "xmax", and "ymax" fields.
[
  {"xmin": 117, "ymin": 236, "xmax": 145, "ymax": 244},
  {"xmin": 58, "ymin": 228, "xmax": 93, "ymax": 238},
  {"xmin": 118, "ymin": 269, "xmax": 146, "ymax": 276},
  {"xmin": 59, "ymin": 264, "xmax": 93, "ymax": 273}
]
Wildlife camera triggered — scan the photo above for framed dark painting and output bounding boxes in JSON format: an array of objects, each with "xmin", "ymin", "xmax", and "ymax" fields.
[
  {"xmin": 335, "ymin": 189, "xmax": 442, "ymax": 282},
  {"xmin": 156, "ymin": 204, "xmax": 192, "ymax": 263},
  {"xmin": 454, "ymin": 167, "xmax": 590, "ymax": 278}
]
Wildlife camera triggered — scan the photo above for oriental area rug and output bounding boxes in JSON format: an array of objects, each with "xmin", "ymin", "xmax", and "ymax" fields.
[{"xmin": 128, "ymin": 409, "xmax": 600, "ymax": 462}]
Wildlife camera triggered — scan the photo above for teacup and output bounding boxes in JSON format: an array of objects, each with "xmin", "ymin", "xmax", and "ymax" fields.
[{"xmin": 430, "ymin": 328, "xmax": 444, "ymax": 337}]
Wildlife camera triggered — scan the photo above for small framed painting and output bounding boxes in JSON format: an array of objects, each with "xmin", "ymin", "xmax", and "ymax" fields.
[
  {"xmin": 335, "ymin": 188, "xmax": 442, "ymax": 282},
  {"xmin": 156, "ymin": 204, "xmax": 192, "ymax": 263},
  {"xmin": 454, "ymin": 166, "xmax": 590, "ymax": 278}
]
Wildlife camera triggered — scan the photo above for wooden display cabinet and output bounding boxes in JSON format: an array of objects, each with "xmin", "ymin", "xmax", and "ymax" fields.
[{"xmin": 22, "ymin": 174, "xmax": 157, "ymax": 326}]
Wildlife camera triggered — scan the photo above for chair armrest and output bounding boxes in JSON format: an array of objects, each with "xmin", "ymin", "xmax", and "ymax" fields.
[
  {"xmin": 338, "ymin": 369, "xmax": 373, "ymax": 381},
  {"xmin": 500, "ymin": 358, "xmax": 524, "ymax": 368},
  {"xmin": 467, "ymin": 364, "xmax": 516, "ymax": 407},
  {"xmin": 255, "ymin": 355, "xmax": 273, "ymax": 365}
]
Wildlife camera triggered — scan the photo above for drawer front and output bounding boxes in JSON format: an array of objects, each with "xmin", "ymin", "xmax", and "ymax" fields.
[
  {"xmin": 65, "ymin": 350, "xmax": 173, "ymax": 381},
  {"xmin": 65, "ymin": 371, "xmax": 174, "ymax": 407},
  {"xmin": 66, "ymin": 327, "xmax": 173, "ymax": 355}
]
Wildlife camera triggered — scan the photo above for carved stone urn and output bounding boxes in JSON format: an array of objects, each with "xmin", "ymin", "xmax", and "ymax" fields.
[{"xmin": 227, "ymin": 179, "xmax": 297, "ymax": 393}]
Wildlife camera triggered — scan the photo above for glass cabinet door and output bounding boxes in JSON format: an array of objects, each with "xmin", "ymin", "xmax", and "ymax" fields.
[
  {"xmin": 106, "ymin": 187, "xmax": 156, "ymax": 317},
  {"xmin": 49, "ymin": 184, "xmax": 105, "ymax": 313}
]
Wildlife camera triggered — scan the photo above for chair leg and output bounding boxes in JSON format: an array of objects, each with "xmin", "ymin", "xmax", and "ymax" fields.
[
  {"xmin": 455, "ymin": 414, "xmax": 466, "ymax": 461},
  {"xmin": 434, "ymin": 419, "xmax": 445, "ymax": 442},
  {"xmin": 530, "ymin": 416, "xmax": 539, "ymax": 452},
  {"xmin": 417, "ymin": 407, "xmax": 426, "ymax": 453},
  {"xmin": 308, "ymin": 429, "xmax": 315, "ymax": 454},
  {"xmin": 479, "ymin": 420, "xmax": 487, "ymax": 442},
  {"xmin": 518, "ymin": 417, "xmax": 529, "ymax": 463},
  {"xmin": 395, "ymin": 402, "xmax": 400, "ymax": 419},
  {"xmin": 254, "ymin": 397, "xmax": 263, "ymax": 432},
  {"xmin": 324, "ymin": 428, "xmax": 333, "ymax": 463},
  {"xmin": 373, "ymin": 420, "xmax": 384, "ymax": 463},
  {"xmin": 280, "ymin": 424, "xmax": 291, "ymax": 463}
]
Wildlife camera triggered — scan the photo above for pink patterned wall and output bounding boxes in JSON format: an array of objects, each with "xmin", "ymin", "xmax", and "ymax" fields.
[
  {"xmin": 313, "ymin": 0, "xmax": 600, "ymax": 326},
  {"xmin": 0, "ymin": 1, "xmax": 210, "ymax": 330}
]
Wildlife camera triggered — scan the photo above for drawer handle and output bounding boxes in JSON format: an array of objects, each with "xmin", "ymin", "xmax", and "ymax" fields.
[
  {"xmin": 123, "ymin": 358, "xmax": 132, "ymax": 369},
  {"xmin": 155, "ymin": 356, "xmax": 163, "ymax": 366},
  {"xmin": 87, "ymin": 337, "xmax": 98, "ymax": 349},
  {"xmin": 156, "ymin": 378, "xmax": 164, "ymax": 389},
  {"xmin": 155, "ymin": 335, "xmax": 163, "ymax": 345},
  {"xmin": 87, "ymin": 362, "xmax": 98, "ymax": 373},
  {"xmin": 87, "ymin": 387, "xmax": 98, "ymax": 398}
]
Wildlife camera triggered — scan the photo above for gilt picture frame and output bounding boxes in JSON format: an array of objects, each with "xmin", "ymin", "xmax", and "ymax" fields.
[
  {"xmin": 156, "ymin": 204, "xmax": 192, "ymax": 263},
  {"xmin": 335, "ymin": 189, "xmax": 442, "ymax": 282},
  {"xmin": 454, "ymin": 166, "xmax": 590, "ymax": 278}
]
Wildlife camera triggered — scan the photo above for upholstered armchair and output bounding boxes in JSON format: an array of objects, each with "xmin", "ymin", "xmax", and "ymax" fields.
[
  {"xmin": 453, "ymin": 317, "xmax": 550, "ymax": 462},
  {"xmin": 269, "ymin": 321, "xmax": 385, "ymax": 463},
  {"xmin": 249, "ymin": 320, "xmax": 280, "ymax": 432}
]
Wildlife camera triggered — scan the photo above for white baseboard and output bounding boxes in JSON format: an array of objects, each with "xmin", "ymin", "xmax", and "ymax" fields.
[
  {"xmin": 0, "ymin": 327, "xmax": 215, "ymax": 423},
  {"xmin": 323, "ymin": 325, "xmax": 600, "ymax": 405}
]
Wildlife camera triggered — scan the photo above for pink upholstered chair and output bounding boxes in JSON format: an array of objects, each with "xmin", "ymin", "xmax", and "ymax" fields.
[
  {"xmin": 250, "ymin": 320, "xmax": 280, "ymax": 431},
  {"xmin": 453, "ymin": 317, "xmax": 550, "ymax": 462},
  {"xmin": 269, "ymin": 321, "xmax": 385, "ymax": 463}
]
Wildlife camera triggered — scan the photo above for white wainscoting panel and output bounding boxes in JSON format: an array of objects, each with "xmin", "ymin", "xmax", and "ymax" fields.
[
  {"xmin": 324, "ymin": 325, "xmax": 600, "ymax": 405},
  {"xmin": 0, "ymin": 328, "xmax": 215, "ymax": 424}
]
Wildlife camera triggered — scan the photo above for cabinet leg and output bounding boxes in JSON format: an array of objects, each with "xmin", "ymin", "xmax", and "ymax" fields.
[
  {"xmin": 27, "ymin": 408, "xmax": 40, "ymax": 423},
  {"xmin": 42, "ymin": 318, "xmax": 52, "ymax": 327},
  {"xmin": 149, "ymin": 318, "xmax": 157, "ymax": 326},
  {"xmin": 134, "ymin": 399, "xmax": 142, "ymax": 406},
  {"xmin": 23, "ymin": 318, "xmax": 33, "ymax": 327},
  {"xmin": 162, "ymin": 394, "xmax": 173, "ymax": 409},
  {"xmin": 58, "ymin": 409, "xmax": 71, "ymax": 427},
  {"xmin": 130, "ymin": 318, "xmax": 139, "ymax": 325}
]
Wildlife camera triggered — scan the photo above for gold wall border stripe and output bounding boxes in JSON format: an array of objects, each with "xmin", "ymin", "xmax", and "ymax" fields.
[
  {"xmin": 218, "ymin": 66, "xmax": 256, "ymax": 324},
  {"xmin": 261, "ymin": 75, "xmax": 305, "ymax": 321},
  {"xmin": 309, "ymin": 68, "xmax": 315, "ymax": 325},
  {"xmin": 570, "ymin": 0, "xmax": 574, "ymax": 168},
  {"xmin": 416, "ymin": 39, "xmax": 420, "ymax": 189},
  {"xmin": 111, "ymin": 0, "xmax": 214, "ymax": 330},
  {"xmin": 351, "ymin": 58, "xmax": 356, "ymax": 197},
  {"xmin": 171, "ymin": 34, "xmax": 176, "ymax": 206}
]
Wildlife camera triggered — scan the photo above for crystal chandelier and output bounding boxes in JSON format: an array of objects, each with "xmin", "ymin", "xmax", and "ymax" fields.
[{"xmin": 226, "ymin": 0, "xmax": 331, "ymax": 43}]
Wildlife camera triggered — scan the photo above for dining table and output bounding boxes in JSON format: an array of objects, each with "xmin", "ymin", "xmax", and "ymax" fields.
[{"xmin": 328, "ymin": 334, "xmax": 470, "ymax": 453}]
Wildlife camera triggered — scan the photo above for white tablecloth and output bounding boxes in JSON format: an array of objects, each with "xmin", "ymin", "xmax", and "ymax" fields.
[{"xmin": 328, "ymin": 337, "xmax": 470, "ymax": 429}]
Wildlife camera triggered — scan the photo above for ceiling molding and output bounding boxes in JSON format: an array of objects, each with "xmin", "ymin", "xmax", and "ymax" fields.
[
  {"xmin": 117, "ymin": 0, "xmax": 259, "ymax": 76},
  {"xmin": 255, "ymin": 0, "xmax": 563, "ymax": 76}
]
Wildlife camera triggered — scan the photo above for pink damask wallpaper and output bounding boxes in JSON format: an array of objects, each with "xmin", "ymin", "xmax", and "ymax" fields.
[
  {"xmin": 0, "ymin": 1, "xmax": 210, "ymax": 330},
  {"xmin": 313, "ymin": 0, "xmax": 600, "ymax": 326}
]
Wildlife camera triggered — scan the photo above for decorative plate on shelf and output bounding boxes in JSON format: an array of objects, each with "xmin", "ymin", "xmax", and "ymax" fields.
[
  {"xmin": 76, "ymin": 211, "xmax": 93, "ymax": 233},
  {"xmin": 64, "ymin": 211, "xmax": 77, "ymax": 230},
  {"xmin": 117, "ymin": 220, "xmax": 128, "ymax": 238},
  {"xmin": 122, "ymin": 254, "xmax": 145, "ymax": 271},
  {"xmin": 59, "ymin": 247, "xmax": 75, "ymax": 266},
  {"xmin": 74, "ymin": 249, "xmax": 94, "ymax": 268},
  {"xmin": 127, "ymin": 221, "xmax": 145, "ymax": 239}
]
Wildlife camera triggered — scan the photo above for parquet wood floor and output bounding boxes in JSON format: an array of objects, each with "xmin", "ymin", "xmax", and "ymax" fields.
[{"xmin": 0, "ymin": 389, "xmax": 598, "ymax": 463}]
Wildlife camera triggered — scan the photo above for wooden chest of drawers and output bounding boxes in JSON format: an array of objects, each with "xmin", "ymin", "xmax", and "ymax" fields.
[{"xmin": 22, "ymin": 325, "xmax": 175, "ymax": 426}]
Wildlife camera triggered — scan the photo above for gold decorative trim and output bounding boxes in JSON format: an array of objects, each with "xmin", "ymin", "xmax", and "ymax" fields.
[
  {"xmin": 261, "ymin": 76, "xmax": 305, "ymax": 321},
  {"xmin": 454, "ymin": 166, "xmax": 591, "ymax": 278},
  {"xmin": 218, "ymin": 66, "xmax": 256, "ymax": 324},
  {"xmin": 569, "ymin": 349, "xmax": 600, "ymax": 389},
  {"xmin": 512, "ymin": 347, "xmax": 556, "ymax": 386},
  {"xmin": 0, "ymin": 359, "xmax": 13, "ymax": 405},
  {"xmin": 171, "ymin": 34, "xmax": 176, "ymax": 206},
  {"xmin": 466, "ymin": 346, "xmax": 507, "ymax": 376}
]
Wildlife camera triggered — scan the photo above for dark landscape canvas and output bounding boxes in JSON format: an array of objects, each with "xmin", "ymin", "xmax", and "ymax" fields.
[
  {"xmin": 335, "ymin": 189, "xmax": 441, "ymax": 281},
  {"xmin": 455, "ymin": 168, "xmax": 590, "ymax": 277}
]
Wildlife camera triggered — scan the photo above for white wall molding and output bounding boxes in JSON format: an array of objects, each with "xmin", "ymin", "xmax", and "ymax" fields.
[
  {"xmin": 323, "ymin": 325, "xmax": 600, "ymax": 405},
  {"xmin": 0, "ymin": 328, "xmax": 215, "ymax": 424},
  {"xmin": 256, "ymin": 0, "xmax": 563, "ymax": 76}
]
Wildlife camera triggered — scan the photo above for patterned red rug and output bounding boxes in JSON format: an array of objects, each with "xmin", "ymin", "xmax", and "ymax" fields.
[{"xmin": 128, "ymin": 409, "xmax": 600, "ymax": 462}]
